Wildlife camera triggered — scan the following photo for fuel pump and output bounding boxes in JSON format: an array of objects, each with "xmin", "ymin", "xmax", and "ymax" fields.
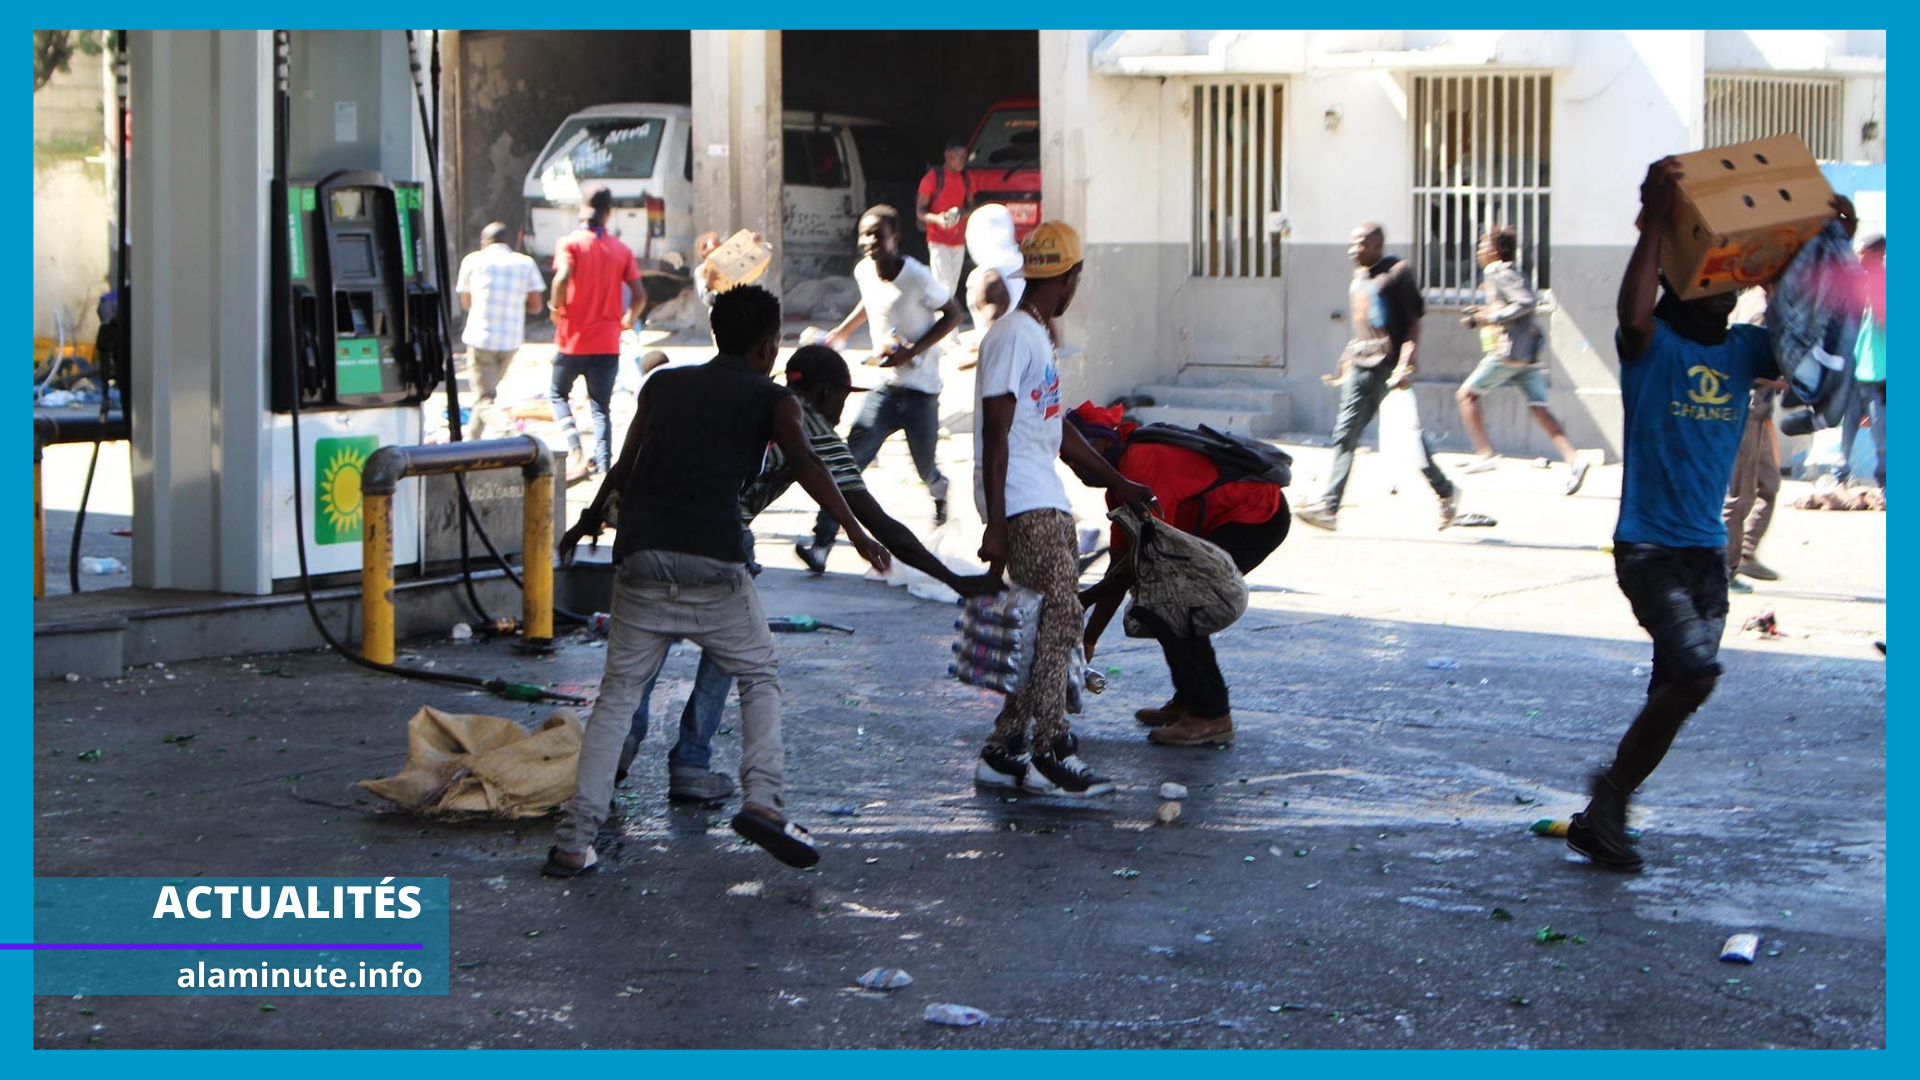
[{"xmin": 273, "ymin": 174, "xmax": 446, "ymax": 412}]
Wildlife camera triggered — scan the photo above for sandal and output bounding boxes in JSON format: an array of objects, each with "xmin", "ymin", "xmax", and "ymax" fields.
[
  {"xmin": 541, "ymin": 844, "xmax": 598, "ymax": 878},
  {"xmin": 730, "ymin": 804, "xmax": 819, "ymax": 869}
]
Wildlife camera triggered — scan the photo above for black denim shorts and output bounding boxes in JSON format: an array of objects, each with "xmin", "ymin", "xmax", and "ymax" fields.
[{"xmin": 1614, "ymin": 542, "xmax": 1730, "ymax": 689}]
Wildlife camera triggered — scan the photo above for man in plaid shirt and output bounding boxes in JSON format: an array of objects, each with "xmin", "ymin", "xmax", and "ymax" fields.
[{"xmin": 455, "ymin": 222, "xmax": 545, "ymax": 440}]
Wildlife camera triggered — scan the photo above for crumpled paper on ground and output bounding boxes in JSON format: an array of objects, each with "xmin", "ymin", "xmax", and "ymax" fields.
[{"xmin": 358, "ymin": 705, "xmax": 583, "ymax": 818}]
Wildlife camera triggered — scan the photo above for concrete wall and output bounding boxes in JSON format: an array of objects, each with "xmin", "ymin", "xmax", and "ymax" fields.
[{"xmin": 33, "ymin": 49, "xmax": 110, "ymax": 342}]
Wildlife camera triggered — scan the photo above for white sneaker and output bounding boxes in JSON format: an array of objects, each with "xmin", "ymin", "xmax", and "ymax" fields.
[
  {"xmin": 1461, "ymin": 455, "xmax": 1500, "ymax": 474},
  {"xmin": 1437, "ymin": 489, "xmax": 1461, "ymax": 530}
]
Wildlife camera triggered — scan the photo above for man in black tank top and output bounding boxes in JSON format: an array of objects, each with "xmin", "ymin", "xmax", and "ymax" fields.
[{"xmin": 546, "ymin": 286, "xmax": 891, "ymax": 874}]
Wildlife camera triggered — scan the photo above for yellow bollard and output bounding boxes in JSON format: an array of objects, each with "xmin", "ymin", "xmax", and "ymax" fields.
[
  {"xmin": 33, "ymin": 455, "xmax": 45, "ymax": 599},
  {"xmin": 361, "ymin": 491, "xmax": 396, "ymax": 665},
  {"xmin": 522, "ymin": 470, "xmax": 554, "ymax": 644}
]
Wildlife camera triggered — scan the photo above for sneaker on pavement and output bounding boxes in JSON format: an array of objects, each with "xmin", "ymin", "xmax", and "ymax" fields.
[
  {"xmin": 933, "ymin": 498, "xmax": 949, "ymax": 527},
  {"xmin": 1293, "ymin": 502, "xmax": 1339, "ymax": 532},
  {"xmin": 1738, "ymin": 558, "xmax": 1779, "ymax": 581},
  {"xmin": 1461, "ymin": 455, "xmax": 1500, "ymax": 475},
  {"xmin": 1437, "ymin": 489, "xmax": 1461, "ymax": 530},
  {"xmin": 668, "ymin": 766, "xmax": 736, "ymax": 803},
  {"xmin": 794, "ymin": 542, "xmax": 829, "ymax": 575},
  {"xmin": 1148, "ymin": 712, "xmax": 1235, "ymax": 747},
  {"xmin": 1728, "ymin": 574, "xmax": 1754, "ymax": 594},
  {"xmin": 1028, "ymin": 733, "xmax": 1116, "ymax": 796},
  {"xmin": 1565, "ymin": 774, "xmax": 1643, "ymax": 871},
  {"xmin": 1565, "ymin": 460, "xmax": 1591, "ymax": 496},
  {"xmin": 974, "ymin": 741, "xmax": 1031, "ymax": 789},
  {"xmin": 1135, "ymin": 698, "xmax": 1186, "ymax": 727}
]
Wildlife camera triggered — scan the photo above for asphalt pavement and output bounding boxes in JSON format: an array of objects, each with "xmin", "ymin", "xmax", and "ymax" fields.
[{"xmin": 32, "ymin": 413, "xmax": 1886, "ymax": 1049}]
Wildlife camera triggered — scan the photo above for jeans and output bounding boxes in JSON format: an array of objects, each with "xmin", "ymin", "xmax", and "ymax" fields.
[
  {"xmin": 1839, "ymin": 380, "xmax": 1887, "ymax": 488},
  {"xmin": 1318, "ymin": 362, "xmax": 1454, "ymax": 510},
  {"xmin": 814, "ymin": 384, "xmax": 948, "ymax": 546},
  {"xmin": 1614, "ymin": 542, "xmax": 1729, "ymax": 692},
  {"xmin": 619, "ymin": 649, "xmax": 733, "ymax": 778},
  {"xmin": 556, "ymin": 554, "xmax": 783, "ymax": 852},
  {"xmin": 550, "ymin": 352, "xmax": 617, "ymax": 472},
  {"xmin": 1151, "ymin": 504, "xmax": 1291, "ymax": 719}
]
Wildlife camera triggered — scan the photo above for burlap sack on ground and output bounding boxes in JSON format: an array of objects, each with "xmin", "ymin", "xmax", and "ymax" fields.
[
  {"xmin": 1110, "ymin": 505, "xmax": 1249, "ymax": 639},
  {"xmin": 358, "ymin": 706, "xmax": 583, "ymax": 818}
]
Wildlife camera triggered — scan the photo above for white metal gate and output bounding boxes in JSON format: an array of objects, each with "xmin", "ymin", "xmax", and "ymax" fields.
[
  {"xmin": 1410, "ymin": 72, "xmax": 1552, "ymax": 307},
  {"xmin": 1191, "ymin": 81, "xmax": 1284, "ymax": 279},
  {"xmin": 1705, "ymin": 74, "xmax": 1845, "ymax": 161}
]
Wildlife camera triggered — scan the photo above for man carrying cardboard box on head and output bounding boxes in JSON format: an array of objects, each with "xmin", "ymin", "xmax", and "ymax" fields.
[{"xmin": 1562, "ymin": 153, "xmax": 1854, "ymax": 874}]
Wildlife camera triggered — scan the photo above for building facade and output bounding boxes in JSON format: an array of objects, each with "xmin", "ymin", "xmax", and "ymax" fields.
[{"xmin": 1040, "ymin": 30, "xmax": 1887, "ymax": 457}]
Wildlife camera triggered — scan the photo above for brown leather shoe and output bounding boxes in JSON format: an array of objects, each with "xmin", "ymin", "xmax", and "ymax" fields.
[
  {"xmin": 1135, "ymin": 699, "xmax": 1186, "ymax": 727},
  {"xmin": 1148, "ymin": 713, "xmax": 1234, "ymax": 746}
]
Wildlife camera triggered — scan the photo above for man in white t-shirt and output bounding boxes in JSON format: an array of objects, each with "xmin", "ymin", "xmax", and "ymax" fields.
[
  {"xmin": 972, "ymin": 221, "xmax": 1156, "ymax": 797},
  {"xmin": 455, "ymin": 222, "xmax": 545, "ymax": 440},
  {"xmin": 805, "ymin": 206, "xmax": 964, "ymax": 568}
]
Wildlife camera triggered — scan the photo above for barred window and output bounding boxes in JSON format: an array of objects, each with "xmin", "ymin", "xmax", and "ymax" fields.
[
  {"xmin": 1191, "ymin": 80, "xmax": 1285, "ymax": 278},
  {"xmin": 1705, "ymin": 74, "xmax": 1844, "ymax": 160},
  {"xmin": 1411, "ymin": 73, "xmax": 1552, "ymax": 306}
]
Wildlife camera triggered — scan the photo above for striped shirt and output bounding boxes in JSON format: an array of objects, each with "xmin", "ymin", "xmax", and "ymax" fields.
[
  {"xmin": 455, "ymin": 244, "xmax": 545, "ymax": 352},
  {"xmin": 738, "ymin": 401, "xmax": 866, "ymax": 523}
]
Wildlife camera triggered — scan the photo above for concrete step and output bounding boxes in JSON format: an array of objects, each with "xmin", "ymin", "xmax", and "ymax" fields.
[
  {"xmin": 1133, "ymin": 384, "xmax": 1288, "ymax": 413},
  {"xmin": 1127, "ymin": 403, "xmax": 1289, "ymax": 439},
  {"xmin": 1175, "ymin": 363, "xmax": 1292, "ymax": 390}
]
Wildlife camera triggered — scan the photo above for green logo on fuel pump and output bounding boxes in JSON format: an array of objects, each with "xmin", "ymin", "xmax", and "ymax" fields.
[{"xmin": 313, "ymin": 435, "xmax": 378, "ymax": 545}]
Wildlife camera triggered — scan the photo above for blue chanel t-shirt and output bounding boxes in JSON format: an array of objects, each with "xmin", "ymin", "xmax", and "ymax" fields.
[{"xmin": 1615, "ymin": 320, "xmax": 1772, "ymax": 548}]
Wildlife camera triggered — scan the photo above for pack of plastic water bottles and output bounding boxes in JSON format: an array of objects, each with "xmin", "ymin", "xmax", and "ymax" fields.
[{"xmin": 948, "ymin": 586, "xmax": 1043, "ymax": 694}]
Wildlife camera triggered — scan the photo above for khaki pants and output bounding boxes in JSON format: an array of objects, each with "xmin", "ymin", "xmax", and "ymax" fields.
[
  {"xmin": 556, "ymin": 554, "xmax": 783, "ymax": 852},
  {"xmin": 1723, "ymin": 416, "xmax": 1780, "ymax": 569},
  {"xmin": 464, "ymin": 347, "xmax": 515, "ymax": 440}
]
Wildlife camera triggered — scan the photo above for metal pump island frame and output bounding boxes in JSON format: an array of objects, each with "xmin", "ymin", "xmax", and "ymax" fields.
[{"xmin": 358, "ymin": 435, "xmax": 554, "ymax": 663}]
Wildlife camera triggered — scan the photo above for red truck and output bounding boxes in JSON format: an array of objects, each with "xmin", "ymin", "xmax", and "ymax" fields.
[{"xmin": 965, "ymin": 97, "xmax": 1042, "ymax": 240}]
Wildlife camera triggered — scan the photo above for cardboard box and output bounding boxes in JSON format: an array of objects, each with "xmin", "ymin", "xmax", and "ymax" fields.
[
  {"xmin": 1656, "ymin": 134, "xmax": 1835, "ymax": 300},
  {"xmin": 706, "ymin": 228, "xmax": 772, "ymax": 291}
]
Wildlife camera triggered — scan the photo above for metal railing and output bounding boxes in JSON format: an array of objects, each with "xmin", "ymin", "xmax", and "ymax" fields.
[{"xmin": 358, "ymin": 436, "xmax": 554, "ymax": 664}]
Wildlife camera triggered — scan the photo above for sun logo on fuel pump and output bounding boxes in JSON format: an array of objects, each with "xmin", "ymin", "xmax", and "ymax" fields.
[{"xmin": 317, "ymin": 443, "xmax": 368, "ymax": 542}]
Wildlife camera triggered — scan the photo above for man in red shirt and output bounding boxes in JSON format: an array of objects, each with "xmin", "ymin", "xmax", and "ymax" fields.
[
  {"xmin": 1069, "ymin": 404, "xmax": 1291, "ymax": 747},
  {"xmin": 548, "ymin": 184, "xmax": 644, "ymax": 482},
  {"xmin": 916, "ymin": 136, "xmax": 974, "ymax": 296}
]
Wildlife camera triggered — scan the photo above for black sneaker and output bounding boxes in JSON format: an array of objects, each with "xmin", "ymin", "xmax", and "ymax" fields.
[
  {"xmin": 933, "ymin": 498, "xmax": 949, "ymax": 527},
  {"xmin": 1028, "ymin": 733, "xmax": 1116, "ymax": 796},
  {"xmin": 794, "ymin": 541, "xmax": 829, "ymax": 575},
  {"xmin": 1565, "ymin": 774, "xmax": 1643, "ymax": 871},
  {"xmin": 974, "ymin": 741, "xmax": 1030, "ymax": 789}
]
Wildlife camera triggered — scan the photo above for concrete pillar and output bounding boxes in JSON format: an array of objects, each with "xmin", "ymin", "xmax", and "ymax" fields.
[
  {"xmin": 128, "ymin": 30, "xmax": 274, "ymax": 593},
  {"xmin": 1039, "ymin": 31, "xmax": 1095, "ymax": 389},
  {"xmin": 691, "ymin": 29, "xmax": 784, "ymax": 300}
]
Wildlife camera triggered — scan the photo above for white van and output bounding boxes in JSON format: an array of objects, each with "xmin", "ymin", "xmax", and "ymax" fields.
[{"xmin": 522, "ymin": 103, "xmax": 925, "ymax": 280}]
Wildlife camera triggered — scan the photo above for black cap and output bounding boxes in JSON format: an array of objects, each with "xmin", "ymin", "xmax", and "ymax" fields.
[
  {"xmin": 785, "ymin": 345, "xmax": 867, "ymax": 392},
  {"xmin": 945, "ymin": 135, "xmax": 969, "ymax": 151}
]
